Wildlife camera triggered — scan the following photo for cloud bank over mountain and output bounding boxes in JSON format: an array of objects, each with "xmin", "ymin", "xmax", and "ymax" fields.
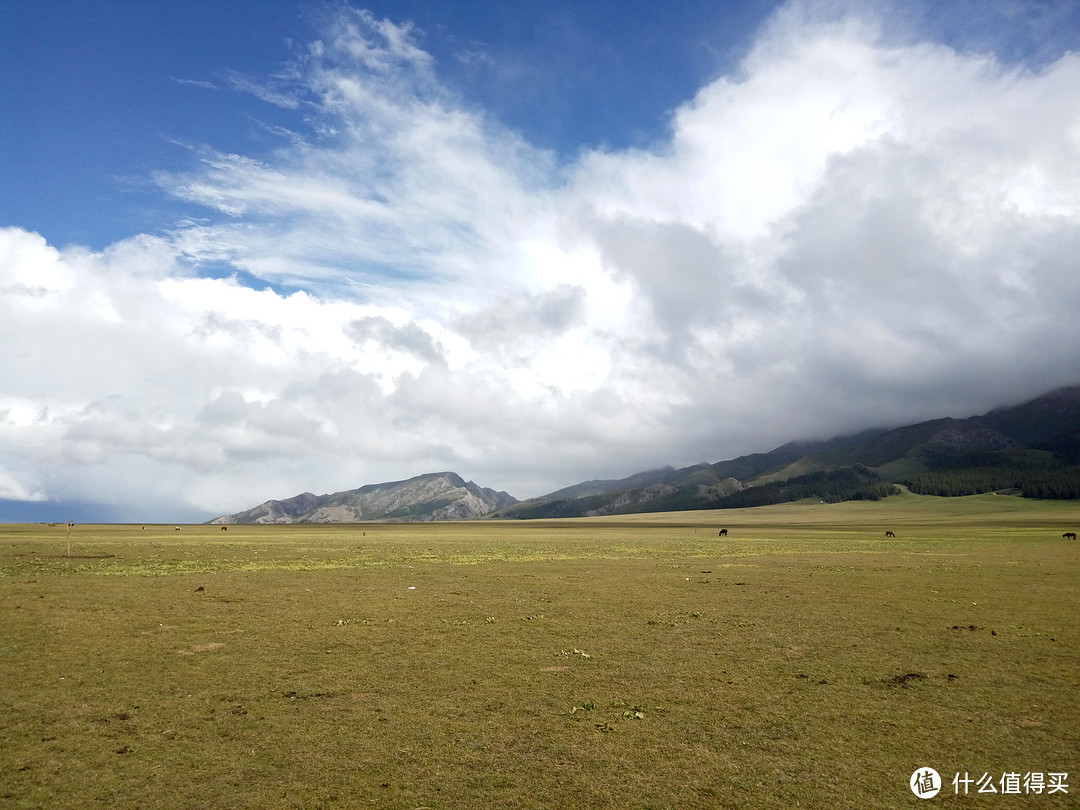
[{"xmin": 3, "ymin": 0, "xmax": 1079, "ymax": 520}]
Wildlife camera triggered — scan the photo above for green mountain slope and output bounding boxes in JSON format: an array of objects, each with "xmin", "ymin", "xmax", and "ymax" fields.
[{"xmin": 496, "ymin": 385, "xmax": 1080, "ymax": 519}]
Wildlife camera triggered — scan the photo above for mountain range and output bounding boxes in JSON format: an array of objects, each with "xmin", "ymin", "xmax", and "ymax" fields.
[
  {"xmin": 210, "ymin": 472, "xmax": 516, "ymax": 524},
  {"xmin": 211, "ymin": 384, "xmax": 1080, "ymax": 523}
]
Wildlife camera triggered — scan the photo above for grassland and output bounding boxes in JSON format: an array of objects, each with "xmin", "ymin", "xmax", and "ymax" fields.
[{"xmin": 2, "ymin": 492, "xmax": 1078, "ymax": 809}]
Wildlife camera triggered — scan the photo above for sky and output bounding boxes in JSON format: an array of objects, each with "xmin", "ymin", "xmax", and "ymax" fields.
[{"xmin": 2, "ymin": 0, "xmax": 1080, "ymax": 522}]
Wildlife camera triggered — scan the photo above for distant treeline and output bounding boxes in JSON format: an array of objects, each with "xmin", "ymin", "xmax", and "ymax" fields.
[
  {"xmin": 711, "ymin": 466, "xmax": 900, "ymax": 509},
  {"xmin": 898, "ymin": 449, "xmax": 1080, "ymax": 499},
  {"xmin": 503, "ymin": 493, "xmax": 615, "ymax": 520},
  {"xmin": 504, "ymin": 465, "xmax": 901, "ymax": 518},
  {"xmin": 506, "ymin": 457, "xmax": 1080, "ymax": 521},
  {"xmin": 900, "ymin": 467, "xmax": 1080, "ymax": 499}
]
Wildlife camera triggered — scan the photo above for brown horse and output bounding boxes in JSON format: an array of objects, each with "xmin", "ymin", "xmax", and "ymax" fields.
[
  {"xmin": 719, "ymin": 529, "xmax": 728, "ymax": 537},
  {"xmin": 885, "ymin": 530, "xmax": 896, "ymax": 538},
  {"xmin": 1065, "ymin": 532, "xmax": 1077, "ymax": 540},
  {"xmin": 220, "ymin": 526, "xmax": 228, "ymax": 531}
]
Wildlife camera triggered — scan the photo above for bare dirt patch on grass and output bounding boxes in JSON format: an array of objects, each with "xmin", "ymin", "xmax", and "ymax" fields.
[{"xmin": 175, "ymin": 642, "xmax": 225, "ymax": 655}]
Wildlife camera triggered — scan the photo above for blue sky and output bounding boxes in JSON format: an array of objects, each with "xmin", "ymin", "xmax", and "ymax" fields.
[
  {"xmin": 8, "ymin": 0, "xmax": 1074, "ymax": 250},
  {"xmin": 2, "ymin": 0, "xmax": 1080, "ymax": 521},
  {"xmin": 2, "ymin": 0, "xmax": 781, "ymax": 249}
]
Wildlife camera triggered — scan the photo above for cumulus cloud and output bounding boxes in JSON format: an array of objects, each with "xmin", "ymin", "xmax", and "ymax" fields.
[
  {"xmin": 2, "ymin": 1, "xmax": 1079, "ymax": 519},
  {"xmin": 454, "ymin": 285, "xmax": 586, "ymax": 351},
  {"xmin": 0, "ymin": 466, "xmax": 46, "ymax": 502},
  {"xmin": 344, "ymin": 315, "xmax": 447, "ymax": 366}
]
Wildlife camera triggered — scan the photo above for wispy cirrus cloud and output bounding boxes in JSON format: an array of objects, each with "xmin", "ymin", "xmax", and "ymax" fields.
[
  {"xmin": 224, "ymin": 70, "xmax": 302, "ymax": 109},
  {"xmin": 169, "ymin": 76, "xmax": 219, "ymax": 90}
]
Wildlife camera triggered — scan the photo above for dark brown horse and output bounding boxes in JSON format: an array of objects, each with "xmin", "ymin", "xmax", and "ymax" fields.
[
  {"xmin": 719, "ymin": 529, "xmax": 728, "ymax": 537},
  {"xmin": 1065, "ymin": 532, "xmax": 1077, "ymax": 540},
  {"xmin": 885, "ymin": 530, "xmax": 896, "ymax": 537}
]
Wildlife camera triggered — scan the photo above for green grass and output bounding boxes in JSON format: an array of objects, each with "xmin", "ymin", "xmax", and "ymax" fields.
[{"xmin": 2, "ymin": 492, "xmax": 1078, "ymax": 808}]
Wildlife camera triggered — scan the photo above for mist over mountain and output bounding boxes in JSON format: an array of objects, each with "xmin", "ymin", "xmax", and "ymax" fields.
[{"xmin": 496, "ymin": 384, "xmax": 1080, "ymax": 518}]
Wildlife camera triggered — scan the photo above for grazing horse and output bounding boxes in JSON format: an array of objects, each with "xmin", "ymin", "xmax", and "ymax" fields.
[
  {"xmin": 885, "ymin": 530, "xmax": 896, "ymax": 538},
  {"xmin": 220, "ymin": 526, "xmax": 228, "ymax": 531},
  {"xmin": 1065, "ymin": 532, "xmax": 1077, "ymax": 540},
  {"xmin": 719, "ymin": 529, "xmax": 728, "ymax": 537},
  {"xmin": 174, "ymin": 526, "xmax": 181, "ymax": 531}
]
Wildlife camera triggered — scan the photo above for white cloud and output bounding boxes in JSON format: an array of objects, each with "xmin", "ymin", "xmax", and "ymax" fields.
[
  {"xmin": 0, "ymin": 468, "xmax": 46, "ymax": 502},
  {"xmin": 3, "ymin": 1, "xmax": 1080, "ymax": 519},
  {"xmin": 170, "ymin": 76, "xmax": 219, "ymax": 91}
]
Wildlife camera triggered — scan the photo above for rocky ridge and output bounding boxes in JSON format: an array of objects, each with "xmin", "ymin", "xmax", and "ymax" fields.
[{"xmin": 211, "ymin": 471, "xmax": 517, "ymax": 524}]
